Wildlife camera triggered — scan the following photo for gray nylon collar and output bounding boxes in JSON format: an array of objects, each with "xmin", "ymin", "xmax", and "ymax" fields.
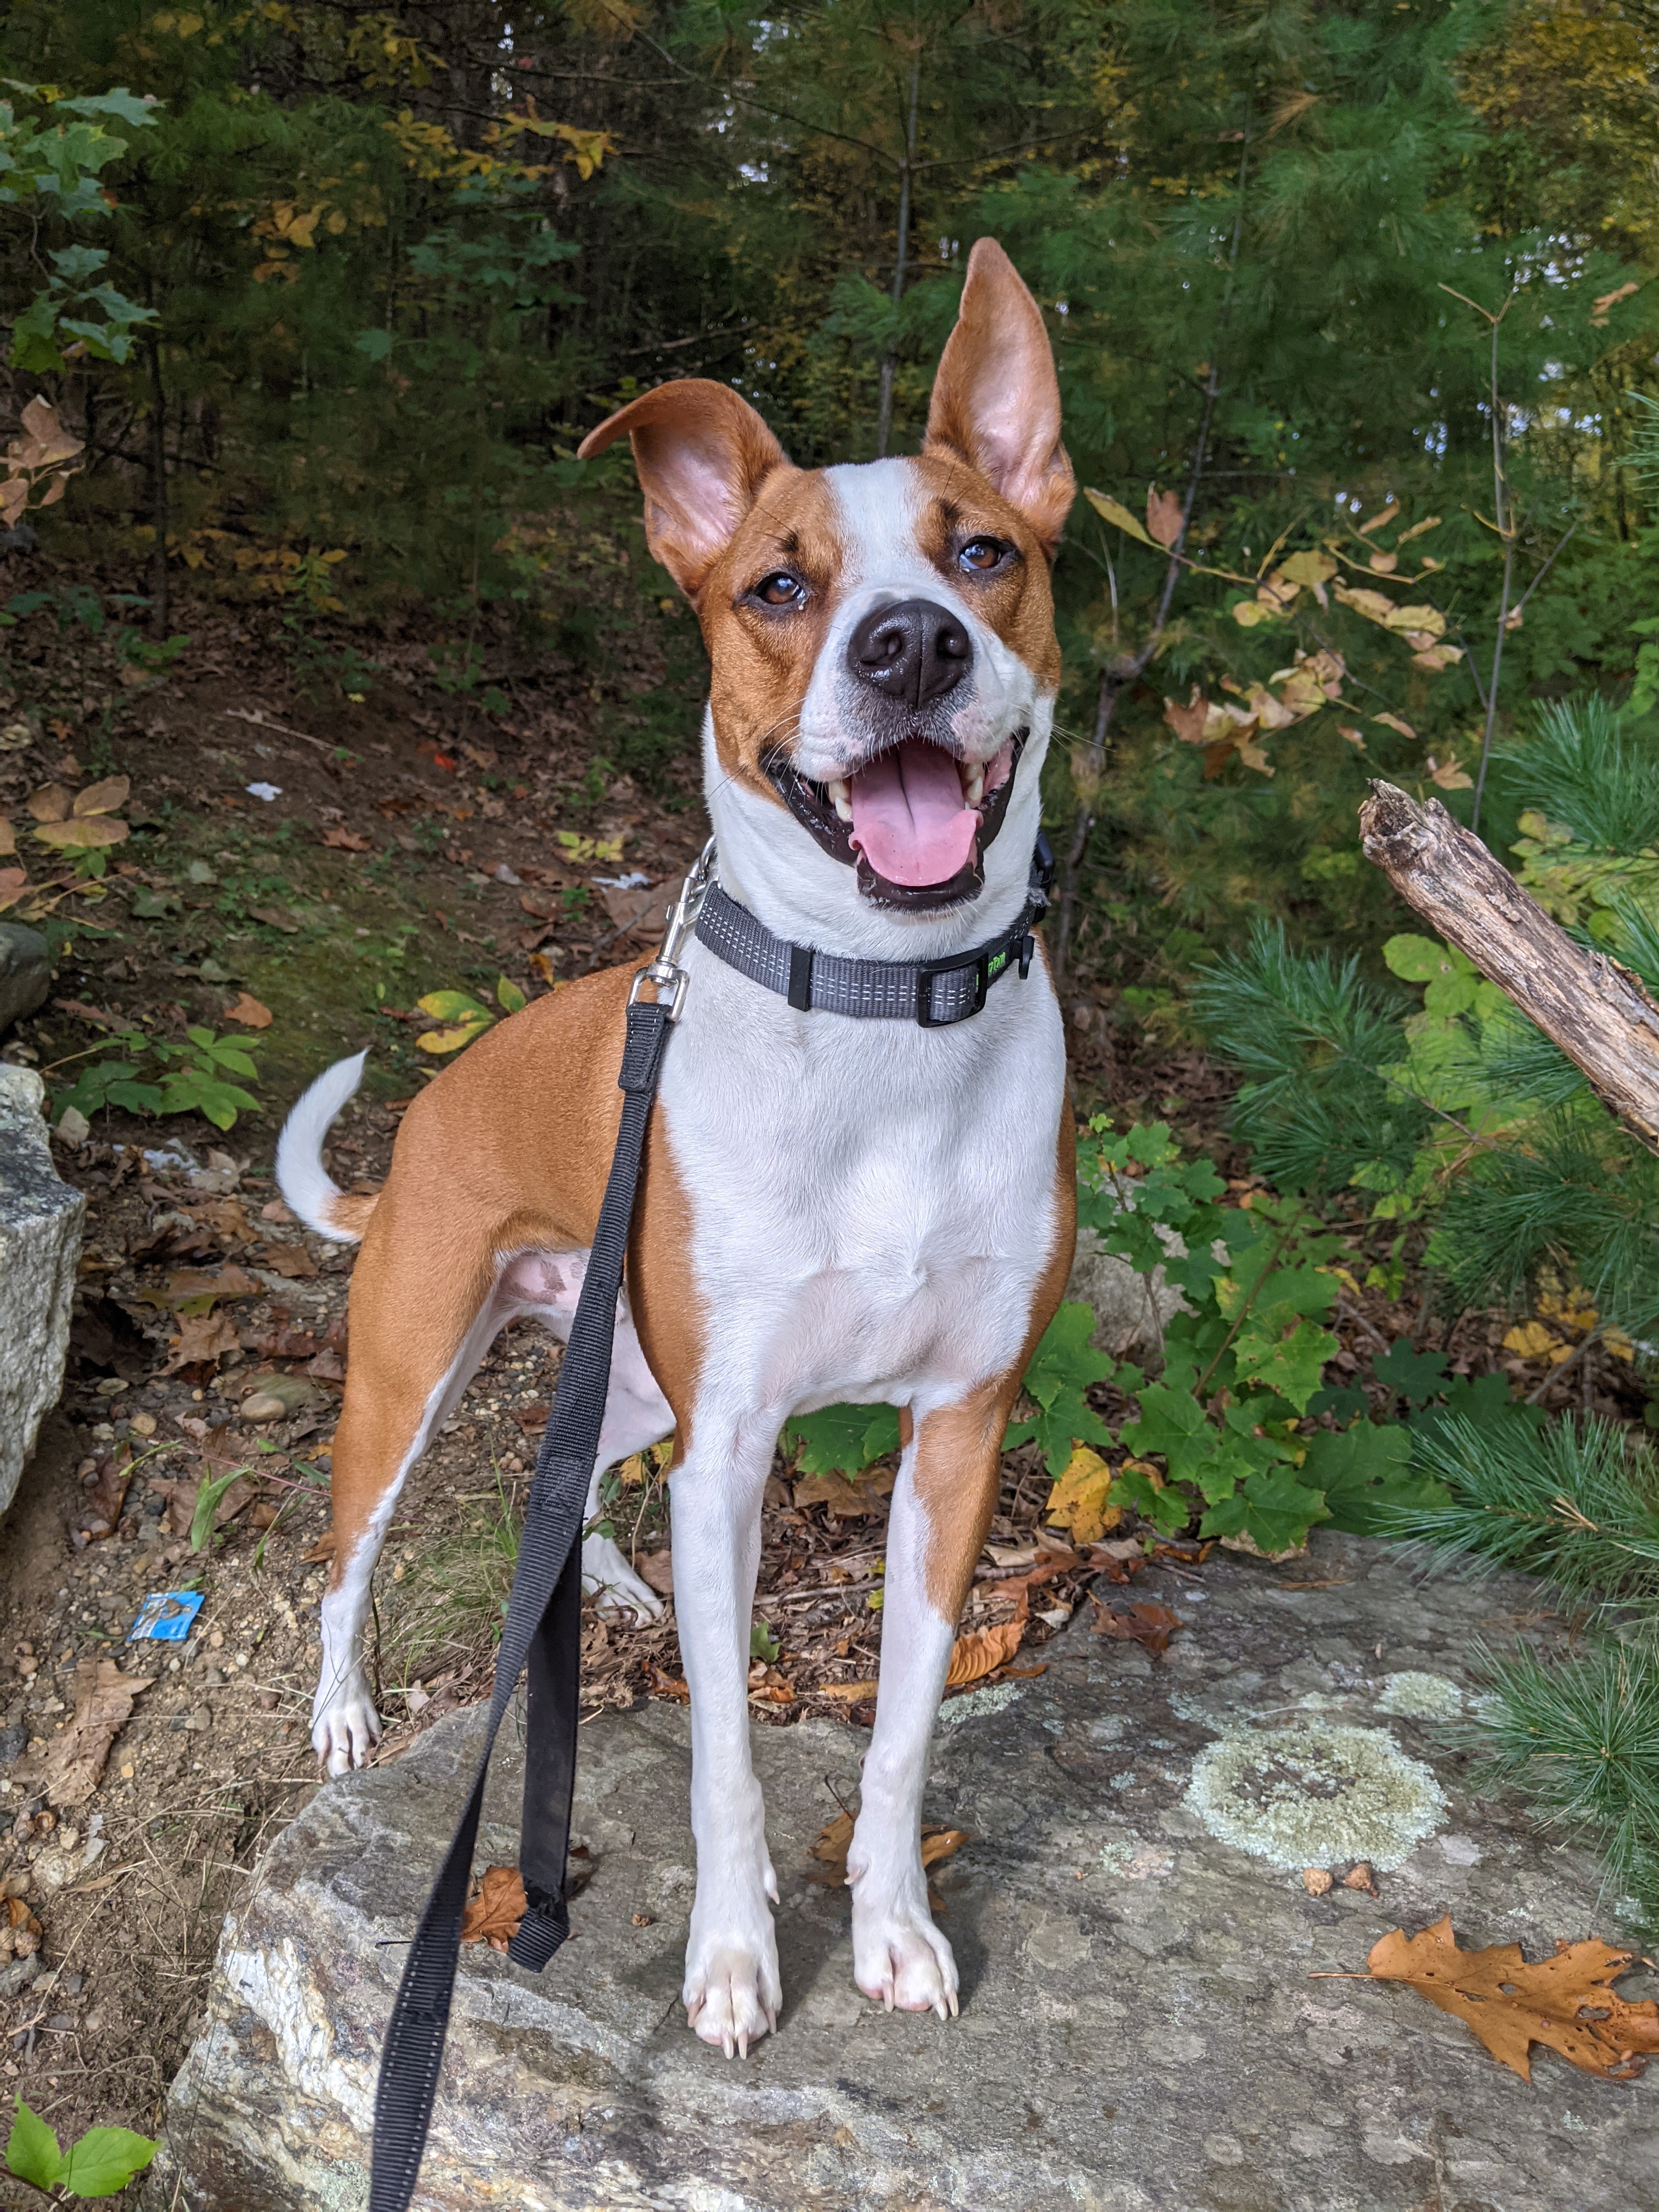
[{"xmin": 692, "ymin": 839, "xmax": 1051, "ymax": 1026}]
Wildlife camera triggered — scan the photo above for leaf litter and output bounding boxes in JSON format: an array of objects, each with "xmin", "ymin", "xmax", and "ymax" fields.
[{"xmin": 1345, "ymin": 1915, "xmax": 1659, "ymax": 2081}]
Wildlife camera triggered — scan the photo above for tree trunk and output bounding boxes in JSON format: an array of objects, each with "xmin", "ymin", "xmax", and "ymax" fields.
[
  {"xmin": 145, "ymin": 335, "xmax": 168, "ymax": 639},
  {"xmin": 1358, "ymin": 781, "xmax": 1659, "ymax": 1150}
]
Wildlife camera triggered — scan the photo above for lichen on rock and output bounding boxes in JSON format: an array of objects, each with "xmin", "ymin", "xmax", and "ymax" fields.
[
  {"xmin": 1184, "ymin": 1718, "xmax": 1449, "ymax": 1872},
  {"xmin": 1375, "ymin": 1670, "xmax": 1464, "ymax": 1721}
]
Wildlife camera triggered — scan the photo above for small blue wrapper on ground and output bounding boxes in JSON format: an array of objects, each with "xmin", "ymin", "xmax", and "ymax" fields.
[{"xmin": 128, "ymin": 1590, "xmax": 205, "ymax": 1643}]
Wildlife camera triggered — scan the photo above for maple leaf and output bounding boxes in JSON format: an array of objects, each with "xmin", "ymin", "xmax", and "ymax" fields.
[
  {"xmin": 321, "ymin": 826, "xmax": 373, "ymax": 851},
  {"xmin": 460, "ymin": 1865, "xmax": 527, "ymax": 1953},
  {"xmin": 161, "ymin": 1308, "xmax": 241, "ymax": 1374},
  {"xmin": 1146, "ymin": 486, "xmax": 1183, "ymax": 549},
  {"xmin": 1364, "ymin": 1915, "xmax": 1659, "ymax": 2081},
  {"xmin": 945, "ymin": 1618, "xmax": 1024, "ymax": 1687}
]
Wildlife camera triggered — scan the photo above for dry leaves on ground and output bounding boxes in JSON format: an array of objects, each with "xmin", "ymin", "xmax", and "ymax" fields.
[
  {"xmin": 460, "ymin": 1866, "xmax": 527, "ymax": 1953},
  {"xmin": 25, "ymin": 1660, "xmax": 153, "ymax": 1807},
  {"xmin": 260, "ymin": 1242, "xmax": 319, "ymax": 1279},
  {"xmin": 1362, "ymin": 1916, "xmax": 1659, "ymax": 2081},
  {"xmin": 807, "ymin": 1811, "xmax": 974, "ymax": 1888},
  {"xmin": 0, "ymin": 1898, "xmax": 42, "ymax": 1963},
  {"xmin": 223, "ymin": 992, "xmax": 273, "ymax": 1028},
  {"xmin": 161, "ymin": 1310, "xmax": 242, "ymax": 1373},
  {"xmin": 1090, "ymin": 1596, "xmax": 1180, "ymax": 1655},
  {"xmin": 945, "ymin": 1618, "xmax": 1024, "ymax": 1688}
]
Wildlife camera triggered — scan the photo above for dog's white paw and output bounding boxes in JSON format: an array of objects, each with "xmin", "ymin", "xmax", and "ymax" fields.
[
  {"xmin": 852, "ymin": 1896, "xmax": 959, "ymax": 2020},
  {"xmin": 683, "ymin": 1933, "xmax": 781, "ymax": 2059},
  {"xmin": 311, "ymin": 1684, "xmax": 382, "ymax": 1778},
  {"xmin": 581, "ymin": 1531, "xmax": 665, "ymax": 1624}
]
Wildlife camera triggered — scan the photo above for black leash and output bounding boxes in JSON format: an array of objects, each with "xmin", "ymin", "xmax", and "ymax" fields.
[{"xmin": 366, "ymin": 830, "xmax": 1048, "ymax": 2209}]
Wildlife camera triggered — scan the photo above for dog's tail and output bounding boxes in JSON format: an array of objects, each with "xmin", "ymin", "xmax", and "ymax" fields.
[{"xmin": 275, "ymin": 1050, "xmax": 379, "ymax": 1244}]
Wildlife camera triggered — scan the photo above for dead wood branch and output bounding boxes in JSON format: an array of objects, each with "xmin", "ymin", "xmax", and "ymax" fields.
[{"xmin": 1358, "ymin": 780, "xmax": 1659, "ymax": 1152}]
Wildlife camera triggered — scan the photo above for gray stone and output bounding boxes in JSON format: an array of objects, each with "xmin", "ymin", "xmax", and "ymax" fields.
[
  {"xmin": 162, "ymin": 1536, "xmax": 1656, "ymax": 2211},
  {"xmin": 0, "ymin": 922, "xmax": 49, "ymax": 1035},
  {"xmin": 0, "ymin": 1065, "xmax": 83, "ymax": 1512},
  {"xmin": 1065, "ymin": 1220, "xmax": 1187, "ymax": 1362}
]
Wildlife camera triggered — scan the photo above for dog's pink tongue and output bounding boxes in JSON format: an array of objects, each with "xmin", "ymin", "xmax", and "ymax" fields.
[{"xmin": 848, "ymin": 740, "xmax": 976, "ymax": 887}]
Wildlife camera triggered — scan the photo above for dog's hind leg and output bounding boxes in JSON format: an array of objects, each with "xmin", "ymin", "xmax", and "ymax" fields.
[{"xmin": 846, "ymin": 1382, "xmax": 1013, "ymax": 2018}]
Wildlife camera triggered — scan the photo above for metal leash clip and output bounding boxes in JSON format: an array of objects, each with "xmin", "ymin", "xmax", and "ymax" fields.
[{"xmin": 628, "ymin": 836, "xmax": 716, "ymax": 1022}]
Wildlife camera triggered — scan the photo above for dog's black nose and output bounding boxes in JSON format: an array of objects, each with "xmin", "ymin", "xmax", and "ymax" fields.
[{"xmin": 845, "ymin": 598, "xmax": 972, "ymax": 711}]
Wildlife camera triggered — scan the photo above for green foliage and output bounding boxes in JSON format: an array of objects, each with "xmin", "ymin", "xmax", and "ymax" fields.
[
  {"xmin": 190, "ymin": 1465, "xmax": 251, "ymax": 1553},
  {"xmin": 414, "ymin": 977, "xmax": 525, "ymax": 1056},
  {"xmin": 6, "ymin": 2096, "xmax": 156, "ymax": 2199},
  {"xmin": 1005, "ymin": 1302, "xmax": 1118, "ymax": 1476},
  {"xmin": 53, "ymin": 1025, "xmax": 263, "ymax": 1132},
  {"xmin": 749, "ymin": 1620, "xmax": 780, "ymax": 1665},
  {"xmin": 1, "ymin": 82, "xmax": 157, "ymax": 369},
  {"xmin": 785, "ymin": 1403, "xmax": 901, "ymax": 1478}
]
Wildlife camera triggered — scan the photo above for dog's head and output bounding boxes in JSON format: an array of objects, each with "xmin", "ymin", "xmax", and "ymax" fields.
[{"xmin": 580, "ymin": 239, "xmax": 1071, "ymax": 917}]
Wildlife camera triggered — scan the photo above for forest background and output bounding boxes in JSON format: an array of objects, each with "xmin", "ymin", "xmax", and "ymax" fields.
[{"xmin": 2, "ymin": 0, "xmax": 1659, "ymax": 2027}]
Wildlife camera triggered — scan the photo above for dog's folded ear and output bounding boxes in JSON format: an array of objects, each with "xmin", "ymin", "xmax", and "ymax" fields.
[
  {"xmin": 924, "ymin": 238, "xmax": 1075, "ymax": 555},
  {"xmin": 578, "ymin": 380, "xmax": 788, "ymax": 599}
]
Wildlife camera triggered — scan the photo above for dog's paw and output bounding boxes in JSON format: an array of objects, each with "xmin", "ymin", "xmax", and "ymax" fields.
[
  {"xmin": 311, "ymin": 1685, "xmax": 382, "ymax": 1778},
  {"xmin": 852, "ymin": 1899, "xmax": 959, "ymax": 2021},
  {"xmin": 581, "ymin": 1532, "xmax": 665, "ymax": 1625},
  {"xmin": 683, "ymin": 1933, "xmax": 781, "ymax": 2059}
]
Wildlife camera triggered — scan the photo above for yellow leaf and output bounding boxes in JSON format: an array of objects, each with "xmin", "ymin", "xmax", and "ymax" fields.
[
  {"xmin": 35, "ymin": 816, "xmax": 129, "ymax": 848},
  {"xmin": 1396, "ymin": 515, "xmax": 1442, "ymax": 545},
  {"xmin": 1387, "ymin": 603, "xmax": 1445, "ymax": 639},
  {"xmin": 72, "ymin": 775, "xmax": 129, "ymax": 818},
  {"xmin": 1333, "ymin": 583, "xmax": 1397, "ymax": 626},
  {"xmin": 1045, "ymin": 1444, "xmax": 1121, "ymax": 1546},
  {"xmin": 1083, "ymin": 488, "xmax": 1154, "ymax": 546},
  {"xmin": 1503, "ymin": 1321, "xmax": 1559, "ymax": 1361},
  {"xmin": 1370, "ymin": 711, "xmax": 1417, "ymax": 741},
  {"xmin": 1369, "ymin": 551, "xmax": 1398, "ymax": 574},
  {"xmin": 1428, "ymin": 757, "xmax": 1474, "ymax": 790},
  {"xmin": 1232, "ymin": 598, "xmax": 1281, "ymax": 628},
  {"xmin": 416, "ymin": 1021, "xmax": 490, "ymax": 1054}
]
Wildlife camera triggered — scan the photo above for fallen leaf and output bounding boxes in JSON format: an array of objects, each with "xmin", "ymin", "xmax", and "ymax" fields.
[
  {"xmin": 26, "ymin": 783, "xmax": 72, "ymax": 823},
  {"xmin": 945, "ymin": 1618, "xmax": 1024, "ymax": 1688},
  {"xmin": 1045, "ymin": 1443, "xmax": 1122, "ymax": 1545},
  {"xmin": 1363, "ymin": 1915, "xmax": 1659, "ymax": 2081},
  {"xmin": 303, "ymin": 1530, "xmax": 337, "ymax": 1564},
  {"xmin": 1089, "ymin": 1597, "xmax": 1180, "ymax": 1654},
  {"xmin": 4, "ymin": 1898, "xmax": 41, "ymax": 1957},
  {"xmin": 224, "ymin": 992, "xmax": 273, "ymax": 1029},
  {"xmin": 647, "ymin": 1665, "xmax": 690, "ymax": 1702},
  {"xmin": 807, "ymin": 1809, "xmax": 973, "ymax": 1888},
  {"xmin": 22, "ymin": 1659, "xmax": 152, "ymax": 1807},
  {"xmin": 161, "ymin": 1308, "xmax": 242, "ymax": 1374},
  {"xmin": 261, "ymin": 1242, "xmax": 319, "ymax": 1279},
  {"xmin": 636, "ymin": 1549, "xmax": 674, "ymax": 1595},
  {"xmin": 460, "ymin": 1865, "xmax": 527, "ymax": 1953},
  {"xmin": 69, "ymin": 1457, "xmax": 130, "ymax": 1547},
  {"xmin": 793, "ymin": 1469, "xmax": 893, "ymax": 1518},
  {"xmin": 1302, "ymin": 1868, "xmax": 1334, "ymax": 1896},
  {"xmin": 248, "ymin": 904, "xmax": 300, "ymax": 933},
  {"xmin": 321, "ymin": 826, "xmax": 373, "ymax": 851},
  {"xmin": 815, "ymin": 1679, "xmax": 880, "ymax": 1701},
  {"xmin": 74, "ymin": 775, "xmax": 129, "ymax": 817}
]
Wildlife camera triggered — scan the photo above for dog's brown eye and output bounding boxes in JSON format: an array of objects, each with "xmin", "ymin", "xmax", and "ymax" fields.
[
  {"xmin": 752, "ymin": 572, "xmax": 805, "ymax": 608},
  {"xmin": 958, "ymin": 537, "xmax": 1006, "ymax": 573}
]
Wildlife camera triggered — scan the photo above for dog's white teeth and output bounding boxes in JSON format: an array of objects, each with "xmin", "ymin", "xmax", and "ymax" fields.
[
  {"xmin": 963, "ymin": 765, "xmax": 985, "ymax": 807},
  {"xmin": 828, "ymin": 777, "xmax": 853, "ymax": 822}
]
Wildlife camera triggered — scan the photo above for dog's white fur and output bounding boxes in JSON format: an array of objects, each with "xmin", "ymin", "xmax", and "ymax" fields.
[{"xmin": 279, "ymin": 242, "xmax": 1071, "ymax": 2054}]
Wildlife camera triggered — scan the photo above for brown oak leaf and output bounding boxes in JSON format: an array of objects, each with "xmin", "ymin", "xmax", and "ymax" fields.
[
  {"xmin": 261, "ymin": 1242, "xmax": 319, "ymax": 1279},
  {"xmin": 161, "ymin": 1308, "xmax": 242, "ymax": 1374},
  {"xmin": 23, "ymin": 1658, "xmax": 152, "ymax": 1807},
  {"xmin": 224, "ymin": 992, "xmax": 273, "ymax": 1028},
  {"xmin": 460, "ymin": 1865, "xmax": 527, "ymax": 1953},
  {"xmin": 1364, "ymin": 1915, "xmax": 1659, "ymax": 2081}
]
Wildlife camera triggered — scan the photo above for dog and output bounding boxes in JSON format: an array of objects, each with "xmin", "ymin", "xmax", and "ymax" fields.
[{"xmin": 274, "ymin": 237, "xmax": 1076, "ymax": 2057}]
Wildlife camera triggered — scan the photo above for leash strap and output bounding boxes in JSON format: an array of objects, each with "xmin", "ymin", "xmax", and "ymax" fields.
[
  {"xmin": 368, "ymin": 992, "xmax": 675, "ymax": 2212},
  {"xmin": 693, "ymin": 835, "xmax": 1053, "ymax": 1026}
]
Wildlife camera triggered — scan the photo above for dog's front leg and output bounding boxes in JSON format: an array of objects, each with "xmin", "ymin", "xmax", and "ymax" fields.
[
  {"xmin": 670, "ymin": 1420, "xmax": 780, "ymax": 2056},
  {"xmin": 848, "ymin": 1386, "xmax": 1009, "ymax": 2018}
]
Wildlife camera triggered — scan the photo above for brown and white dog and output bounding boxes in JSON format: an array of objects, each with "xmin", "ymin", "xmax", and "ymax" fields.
[{"xmin": 275, "ymin": 238, "xmax": 1076, "ymax": 2056}]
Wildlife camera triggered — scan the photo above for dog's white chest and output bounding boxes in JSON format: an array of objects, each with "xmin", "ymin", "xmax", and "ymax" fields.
[{"xmin": 657, "ymin": 945, "xmax": 1066, "ymax": 1419}]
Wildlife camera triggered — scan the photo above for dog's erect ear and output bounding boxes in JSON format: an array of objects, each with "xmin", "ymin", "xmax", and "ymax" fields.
[
  {"xmin": 578, "ymin": 379, "xmax": 787, "ymax": 598},
  {"xmin": 924, "ymin": 239, "xmax": 1074, "ymax": 554}
]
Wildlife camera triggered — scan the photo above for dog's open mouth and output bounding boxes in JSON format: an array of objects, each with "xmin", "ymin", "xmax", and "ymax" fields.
[{"xmin": 767, "ymin": 731, "xmax": 1025, "ymax": 910}]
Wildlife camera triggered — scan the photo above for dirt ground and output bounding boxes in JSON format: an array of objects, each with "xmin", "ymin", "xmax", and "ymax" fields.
[{"xmin": 0, "ymin": 591, "xmax": 1643, "ymax": 2190}]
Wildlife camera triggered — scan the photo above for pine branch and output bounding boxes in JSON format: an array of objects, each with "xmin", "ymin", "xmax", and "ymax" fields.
[{"xmin": 1359, "ymin": 782, "xmax": 1659, "ymax": 1153}]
